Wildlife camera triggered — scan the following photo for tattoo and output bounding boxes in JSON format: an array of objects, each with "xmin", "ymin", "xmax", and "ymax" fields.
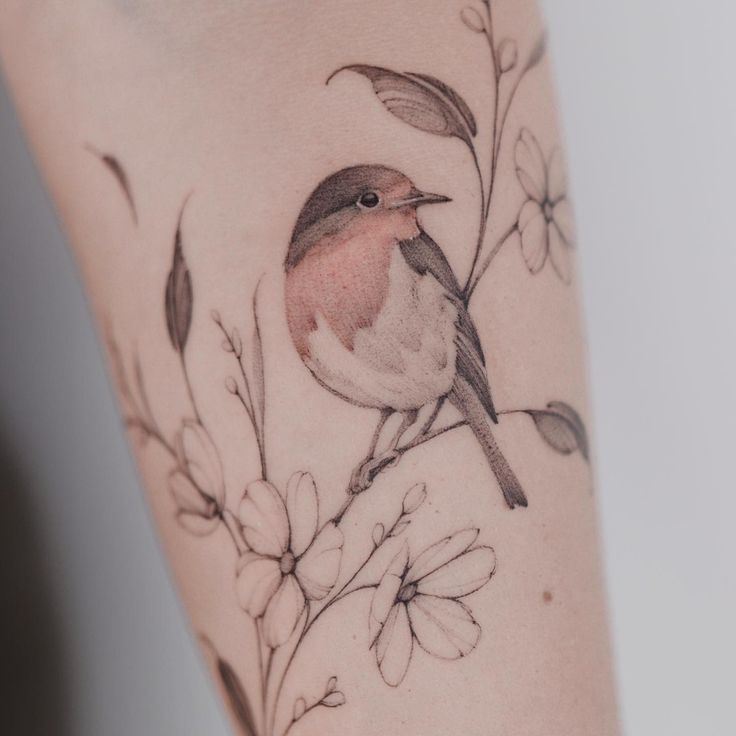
[
  {"xmin": 84, "ymin": 144, "xmax": 138, "ymax": 225},
  {"xmin": 96, "ymin": 3, "xmax": 588, "ymax": 734}
]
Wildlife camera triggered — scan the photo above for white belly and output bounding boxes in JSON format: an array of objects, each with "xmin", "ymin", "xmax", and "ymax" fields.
[{"xmin": 304, "ymin": 248, "xmax": 458, "ymax": 411}]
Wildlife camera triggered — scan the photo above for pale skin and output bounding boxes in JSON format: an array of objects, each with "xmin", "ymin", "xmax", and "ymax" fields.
[{"xmin": 0, "ymin": 2, "xmax": 619, "ymax": 735}]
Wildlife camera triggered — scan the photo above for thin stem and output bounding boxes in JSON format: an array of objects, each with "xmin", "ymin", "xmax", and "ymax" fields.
[
  {"xmin": 466, "ymin": 220, "xmax": 519, "ymax": 300},
  {"xmin": 463, "ymin": 147, "xmax": 490, "ymax": 303},
  {"xmin": 462, "ymin": 0, "xmax": 500, "ymax": 299},
  {"xmin": 493, "ymin": 34, "xmax": 547, "ymax": 167},
  {"xmin": 222, "ymin": 509, "xmax": 246, "ymax": 555},
  {"xmin": 253, "ymin": 620, "xmax": 267, "ymax": 734},
  {"xmin": 324, "ymin": 512, "xmax": 404, "ymax": 614},
  {"xmin": 270, "ymin": 587, "xmax": 375, "ymax": 736},
  {"xmin": 282, "ymin": 701, "xmax": 325, "ymax": 736},
  {"xmin": 484, "ymin": 0, "xmax": 501, "ymax": 216},
  {"xmin": 180, "ymin": 350, "xmax": 203, "ymax": 425},
  {"xmin": 268, "ymin": 512, "xmax": 408, "ymax": 734},
  {"xmin": 214, "ymin": 315, "xmax": 267, "ymax": 479}
]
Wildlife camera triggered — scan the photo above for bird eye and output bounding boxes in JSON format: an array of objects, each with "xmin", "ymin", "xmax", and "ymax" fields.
[{"xmin": 358, "ymin": 191, "xmax": 380, "ymax": 209}]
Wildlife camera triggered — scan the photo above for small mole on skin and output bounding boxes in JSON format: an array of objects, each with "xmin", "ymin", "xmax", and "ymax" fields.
[{"xmin": 543, "ymin": 590, "xmax": 553, "ymax": 604}]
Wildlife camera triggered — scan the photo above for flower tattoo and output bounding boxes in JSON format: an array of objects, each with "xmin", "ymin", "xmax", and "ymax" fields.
[
  {"xmin": 370, "ymin": 530, "xmax": 496, "ymax": 687},
  {"xmin": 515, "ymin": 128, "xmax": 575, "ymax": 282},
  {"xmin": 236, "ymin": 474, "xmax": 343, "ymax": 648}
]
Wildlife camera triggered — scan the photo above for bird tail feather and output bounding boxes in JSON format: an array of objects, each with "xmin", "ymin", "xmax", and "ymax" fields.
[{"xmin": 449, "ymin": 376, "xmax": 528, "ymax": 509}]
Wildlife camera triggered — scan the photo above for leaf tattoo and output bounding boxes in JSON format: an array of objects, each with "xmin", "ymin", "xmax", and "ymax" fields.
[
  {"xmin": 164, "ymin": 206, "xmax": 193, "ymax": 354},
  {"xmin": 527, "ymin": 401, "xmax": 590, "ymax": 460},
  {"xmin": 85, "ymin": 143, "xmax": 139, "ymax": 224},
  {"xmin": 328, "ymin": 65, "xmax": 477, "ymax": 147}
]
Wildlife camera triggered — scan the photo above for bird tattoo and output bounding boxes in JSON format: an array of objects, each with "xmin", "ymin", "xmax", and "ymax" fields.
[{"xmin": 284, "ymin": 165, "xmax": 527, "ymax": 509}]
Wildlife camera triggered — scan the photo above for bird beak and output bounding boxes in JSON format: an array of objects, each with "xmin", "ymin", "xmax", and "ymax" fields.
[{"xmin": 390, "ymin": 189, "xmax": 452, "ymax": 208}]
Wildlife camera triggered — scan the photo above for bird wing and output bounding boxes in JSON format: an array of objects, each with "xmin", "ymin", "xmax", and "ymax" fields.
[{"xmin": 399, "ymin": 231, "xmax": 498, "ymax": 423}]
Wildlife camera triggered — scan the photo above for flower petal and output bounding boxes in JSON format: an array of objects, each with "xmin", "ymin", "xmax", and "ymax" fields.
[
  {"xmin": 552, "ymin": 199, "xmax": 575, "ymax": 246},
  {"xmin": 263, "ymin": 574, "xmax": 306, "ymax": 647},
  {"xmin": 407, "ymin": 596, "xmax": 481, "ymax": 659},
  {"xmin": 549, "ymin": 223, "xmax": 573, "ymax": 284},
  {"xmin": 415, "ymin": 546, "xmax": 496, "ymax": 598},
  {"xmin": 405, "ymin": 529, "xmax": 479, "ymax": 585},
  {"xmin": 169, "ymin": 470, "xmax": 215, "ymax": 517},
  {"xmin": 286, "ymin": 472, "xmax": 319, "ymax": 557},
  {"xmin": 520, "ymin": 210, "xmax": 549, "ymax": 274},
  {"xmin": 375, "ymin": 603, "xmax": 413, "ymax": 687},
  {"xmin": 176, "ymin": 511, "xmax": 221, "ymax": 536},
  {"xmin": 177, "ymin": 421, "xmax": 225, "ymax": 506},
  {"xmin": 518, "ymin": 198, "xmax": 542, "ymax": 231},
  {"xmin": 515, "ymin": 128, "xmax": 547, "ymax": 203},
  {"xmin": 238, "ymin": 480, "xmax": 289, "ymax": 557},
  {"xmin": 547, "ymin": 147, "xmax": 567, "ymax": 203},
  {"xmin": 295, "ymin": 522, "xmax": 343, "ymax": 600},
  {"xmin": 369, "ymin": 544, "xmax": 409, "ymax": 645},
  {"xmin": 235, "ymin": 553, "xmax": 282, "ymax": 618}
]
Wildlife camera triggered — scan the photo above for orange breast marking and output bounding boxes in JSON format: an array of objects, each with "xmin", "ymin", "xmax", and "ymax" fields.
[{"xmin": 285, "ymin": 218, "xmax": 397, "ymax": 357}]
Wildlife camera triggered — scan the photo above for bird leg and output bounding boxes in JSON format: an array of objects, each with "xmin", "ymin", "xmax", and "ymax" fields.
[{"xmin": 349, "ymin": 410, "xmax": 418, "ymax": 494}]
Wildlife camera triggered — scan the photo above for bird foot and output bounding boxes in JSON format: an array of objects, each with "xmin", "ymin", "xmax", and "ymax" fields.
[{"xmin": 349, "ymin": 451, "xmax": 401, "ymax": 495}]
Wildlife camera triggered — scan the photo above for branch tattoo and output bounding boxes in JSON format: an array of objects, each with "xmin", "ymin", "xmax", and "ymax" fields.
[{"xmin": 97, "ymin": 3, "xmax": 587, "ymax": 734}]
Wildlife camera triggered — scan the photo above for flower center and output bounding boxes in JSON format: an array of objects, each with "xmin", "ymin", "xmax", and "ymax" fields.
[
  {"xmin": 280, "ymin": 551, "xmax": 296, "ymax": 575},
  {"xmin": 397, "ymin": 583, "xmax": 417, "ymax": 603},
  {"xmin": 543, "ymin": 199, "xmax": 554, "ymax": 223}
]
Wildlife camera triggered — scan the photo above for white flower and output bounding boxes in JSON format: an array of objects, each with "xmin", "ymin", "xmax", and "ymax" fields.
[
  {"xmin": 235, "ymin": 473, "xmax": 343, "ymax": 647},
  {"xmin": 368, "ymin": 529, "xmax": 496, "ymax": 687},
  {"xmin": 515, "ymin": 128, "xmax": 575, "ymax": 282}
]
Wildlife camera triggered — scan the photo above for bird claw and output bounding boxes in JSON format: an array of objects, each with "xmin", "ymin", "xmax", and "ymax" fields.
[{"xmin": 349, "ymin": 451, "xmax": 401, "ymax": 495}]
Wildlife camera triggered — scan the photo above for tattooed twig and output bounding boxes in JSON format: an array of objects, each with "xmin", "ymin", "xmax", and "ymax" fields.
[
  {"xmin": 466, "ymin": 218, "xmax": 520, "ymax": 299},
  {"xmin": 214, "ymin": 303, "xmax": 268, "ymax": 480}
]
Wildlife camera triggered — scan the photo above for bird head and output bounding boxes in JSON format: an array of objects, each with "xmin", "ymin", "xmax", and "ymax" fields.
[{"xmin": 285, "ymin": 165, "xmax": 450, "ymax": 270}]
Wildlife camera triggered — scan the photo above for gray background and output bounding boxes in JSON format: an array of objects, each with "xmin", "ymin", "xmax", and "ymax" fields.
[{"xmin": 1, "ymin": 1, "xmax": 734, "ymax": 734}]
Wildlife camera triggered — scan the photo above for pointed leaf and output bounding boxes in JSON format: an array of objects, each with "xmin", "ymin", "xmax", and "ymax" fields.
[
  {"xmin": 85, "ymin": 144, "xmax": 138, "ymax": 224},
  {"xmin": 329, "ymin": 65, "xmax": 476, "ymax": 147},
  {"xmin": 528, "ymin": 401, "xmax": 589, "ymax": 460},
  {"xmin": 217, "ymin": 657, "xmax": 259, "ymax": 736},
  {"xmin": 405, "ymin": 73, "xmax": 477, "ymax": 136},
  {"xmin": 164, "ymin": 212, "xmax": 193, "ymax": 353},
  {"xmin": 195, "ymin": 639, "xmax": 259, "ymax": 736}
]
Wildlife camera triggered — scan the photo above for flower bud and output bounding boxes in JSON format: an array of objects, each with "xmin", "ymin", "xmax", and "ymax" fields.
[
  {"xmin": 293, "ymin": 697, "xmax": 306, "ymax": 720},
  {"xmin": 372, "ymin": 523, "xmax": 385, "ymax": 547},
  {"xmin": 497, "ymin": 38, "xmax": 518, "ymax": 73},
  {"xmin": 169, "ymin": 470, "xmax": 220, "ymax": 536},
  {"xmin": 402, "ymin": 483, "xmax": 427, "ymax": 514},
  {"xmin": 225, "ymin": 376, "xmax": 239, "ymax": 394},
  {"xmin": 169, "ymin": 470, "xmax": 215, "ymax": 517},
  {"xmin": 461, "ymin": 6, "xmax": 486, "ymax": 33},
  {"xmin": 326, "ymin": 676, "xmax": 338, "ymax": 693},
  {"xmin": 230, "ymin": 328, "xmax": 243, "ymax": 357},
  {"xmin": 176, "ymin": 420, "xmax": 225, "ymax": 507},
  {"xmin": 321, "ymin": 691, "xmax": 345, "ymax": 708},
  {"xmin": 210, "ymin": 309, "xmax": 221, "ymax": 324}
]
